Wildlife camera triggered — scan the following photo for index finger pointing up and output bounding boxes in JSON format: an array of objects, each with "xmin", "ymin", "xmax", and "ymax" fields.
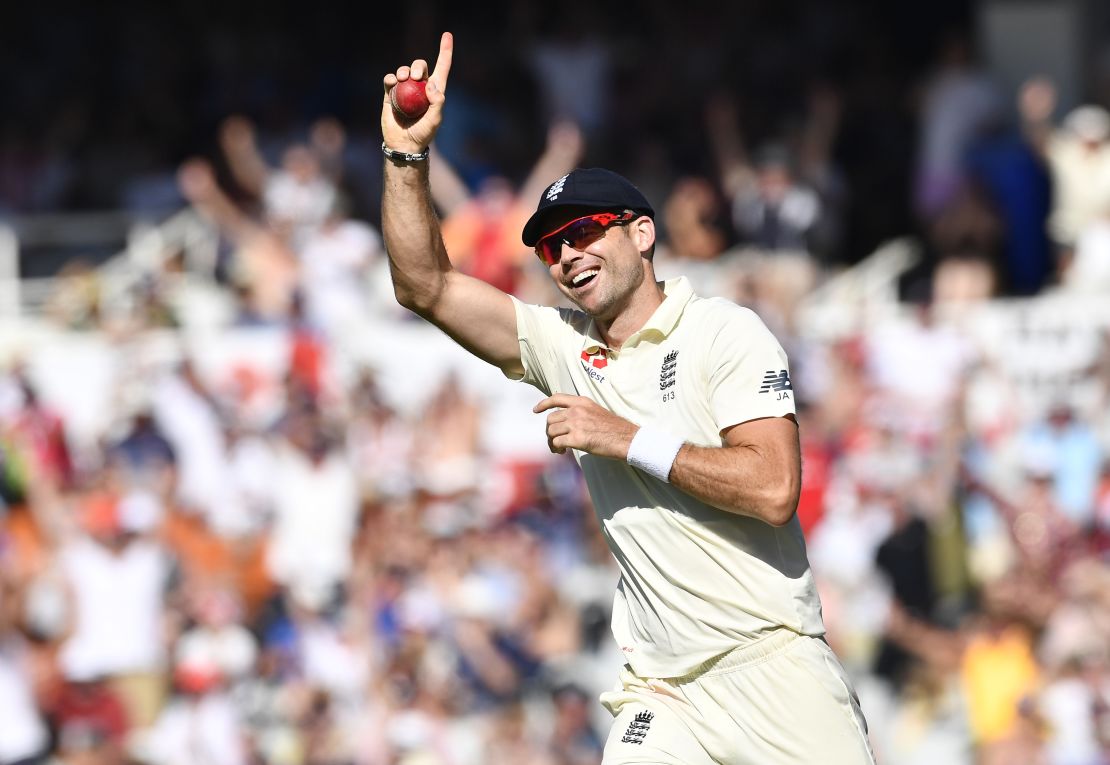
[{"xmin": 430, "ymin": 32, "xmax": 454, "ymax": 91}]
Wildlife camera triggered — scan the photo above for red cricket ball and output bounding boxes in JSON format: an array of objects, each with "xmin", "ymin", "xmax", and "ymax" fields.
[{"xmin": 391, "ymin": 79, "xmax": 429, "ymax": 120}]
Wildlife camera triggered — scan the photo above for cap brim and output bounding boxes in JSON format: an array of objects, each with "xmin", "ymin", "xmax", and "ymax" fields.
[
  {"xmin": 522, "ymin": 203, "xmax": 654, "ymax": 247},
  {"xmin": 522, "ymin": 203, "xmax": 585, "ymax": 247}
]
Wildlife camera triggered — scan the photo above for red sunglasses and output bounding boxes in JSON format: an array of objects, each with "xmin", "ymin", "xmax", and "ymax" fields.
[{"xmin": 534, "ymin": 211, "xmax": 637, "ymax": 266}]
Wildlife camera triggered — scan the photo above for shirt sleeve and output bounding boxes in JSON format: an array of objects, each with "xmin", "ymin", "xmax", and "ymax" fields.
[
  {"xmin": 505, "ymin": 296, "xmax": 572, "ymax": 396},
  {"xmin": 706, "ymin": 303, "xmax": 796, "ymax": 432}
]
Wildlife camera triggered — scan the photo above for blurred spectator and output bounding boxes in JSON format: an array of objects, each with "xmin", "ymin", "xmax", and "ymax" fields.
[
  {"xmin": 0, "ymin": 563, "xmax": 50, "ymax": 765},
  {"xmin": 960, "ymin": 608, "xmax": 1041, "ymax": 753},
  {"xmin": 142, "ymin": 592, "xmax": 254, "ymax": 765},
  {"xmin": 964, "ymin": 102, "xmax": 1053, "ymax": 297},
  {"xmin": 659, "ymin": 177, "xmax": 728, "ymax": 262},
  {"xmin": 1020, "ymin": 403, "xmax": 1102, "ymax": 527},
  {"xmin": 432, "ymin": 121, "xmax": 583, "ymax": 299},
  {"xmin": 524, "ymin": 13, "xmax": 612, "ymax": 139},
  {"xmin": 547, "ymin": 684, "xmax": 604, "ymax": 765},
  {"xmin": 703, "ymin": 90, "xmax": 843, "ymax": 326},
  {"xmin": 1037, "ymin": 657, "xmax": 1106, "ymax": 765},
  {"xmin": 141, "ymin": 686, "xmax": 246, "ymax": 765},
  {"xmin": 483, "ymin": 701, "xmax": 559, "ymax": 765},
  {"xmin": 5, "ymin": 11, "xmax": 1110, "ymax": 763},
  {"xmin": 150, "ymin": 361, "xmax": 229, "ymax": 526},
  {"xmin": 177, "ymin": 159, "xmax": 300, "ymax": 321},
  {"xmin": 44, "ymin": 261, "xmax": 102, "ymax": 331},
  {"xmin": 1020, "ymin": 77, "xmax": 1110, "ymax": 290},
  {"xmin": 107, "ymin": 408, "xmax": 177, "ymax": 503},
  {"xmin": 266, "ymin": 408, "xmax": 358, "ymax": 600},
  {"xmin": 298, "ymin": 195, "xmax": 383, "ymax": 336},
  {"xmin": 927, "ymin": 184, "xmax": 1002, "ymax": 304},
  {"xmin": 411, "ymin": 374, "xmax": 483, "ymax": 516},
  {"xmin": 707, "ymin": 95, "xmax": 836, "ymax": 257},
  {"xmin": 49, "ymin": 677, "xmax": 131, "ymax": 765},
  {"xmin": 218, "ymin": 116, "xmax": 341, "ymax": 248},
  {"xmin": 47, "ymin": 490, "xmax": 173, "ymax": 730},
  {"xmin": 4, "ymin": 373, "xmax": 74, "ymax": 495},
  {"xmin": 913, "ymin": 32, "xmax": 1002, "ymax": 221},
  {"xmin": 864, "ymin": 301, "xmax": 971, "ymax": 438},
  {"xmin": 347, "ymin": 370, "xmax": 415, "ymax": 502}
]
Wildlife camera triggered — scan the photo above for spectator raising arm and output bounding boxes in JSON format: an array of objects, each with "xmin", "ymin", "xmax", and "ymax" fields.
[
  {"xmin": 517, "ymin": 120, "xmax": 585, "ymax": 209},
  {"xmin": 218, "ymin": 116, "xmax": 271, "ymax": 199},
  {"xmin": 427, "ymin": 145, "xmax": 473, "ymax": 218},
  {"xmin": 177, "ymin": 158, "xmax": 259, "ymax": 244},
  {"xmin": 705, "ymin": 93, "xmax": 754, "ymax": 200}
]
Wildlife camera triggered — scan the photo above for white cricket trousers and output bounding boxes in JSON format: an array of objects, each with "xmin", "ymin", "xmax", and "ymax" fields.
[{"xmin": 600, "ymin": 629, "xmax": 875, "ymax": 764}]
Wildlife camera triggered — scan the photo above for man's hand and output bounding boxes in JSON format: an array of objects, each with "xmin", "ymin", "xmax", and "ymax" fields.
[
  {"xmin": 533, "ymin": 394, "xmax": 638, "ymax": 459},
  {"xmin": 381, "ymin": 32, "xmax": 453, "ymax": 154}
]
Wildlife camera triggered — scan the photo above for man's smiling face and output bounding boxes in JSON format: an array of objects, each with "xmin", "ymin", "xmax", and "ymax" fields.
[{"xmin": 540, "ymin": 209, "xmax": 652, "ymax": 322}]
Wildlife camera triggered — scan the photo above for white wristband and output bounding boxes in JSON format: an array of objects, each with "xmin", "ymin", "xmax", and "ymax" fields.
[{"xmin": 626, "ymin": 426, "xmax": 684, "ymax": 483}]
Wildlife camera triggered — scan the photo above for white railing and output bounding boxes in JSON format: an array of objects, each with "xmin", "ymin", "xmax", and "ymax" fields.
[
  {"xmin": 0, "ymin": 216, "xmax": 1107, "ymax": 437},
  {"xmin": 0, "ymin": 208, "xmax": 217, "ymax": 321},
  {"xmin": 0, "ymin": 225, "xmax": 20, "ymax": 319},
  {"xmin": 124, "ymin": 208, "xmax": 219, "ymax": 276},
  {"xmin": 796, "ymin": 237, "xmax": 921, "ymax": 339}
]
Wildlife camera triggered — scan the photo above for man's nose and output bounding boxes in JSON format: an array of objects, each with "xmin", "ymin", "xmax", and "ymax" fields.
[{"xmin": 560, "ymin": 240, "xmax": 584, "ymax": 266}]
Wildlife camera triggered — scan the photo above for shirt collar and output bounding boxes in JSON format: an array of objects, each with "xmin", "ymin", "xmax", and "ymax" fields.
[
  {"xmin": 639, "ymin": 277, "xmax": 694, "ymax": 339},
  {"xmin": 580, "ymin": 277, "xmax": 695, "ymax": 353}
]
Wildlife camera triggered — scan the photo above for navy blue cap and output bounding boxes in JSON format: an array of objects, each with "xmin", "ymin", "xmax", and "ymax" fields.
[{"xmin": 521, "ymin": 168, "xmax": 655, "ymax": 246}]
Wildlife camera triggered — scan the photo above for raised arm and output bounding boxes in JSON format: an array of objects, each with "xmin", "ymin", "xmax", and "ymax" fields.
[
  {"xmin": 177, "ymin": 158, "xmax": 261, "ymax": 243},
  {"xmin": 518, "ymin": 120, "xmax": 585, "ymax": 207},
  {"xmin": 705, "ymin": 94, "xmax": 754, "ymax": 199},
  {"xmin": 218, "ymin": 116, "xmax": 271, "ymax": 198},
  {"xmin": 309, "ymin": 117, "xmax": 347, "ymax": 184},
  {"xmin": 381, "ymin": 33, "xmax": 523, "ymax": 377},
  {"xmin": 427, "ymin": 145, "xmax": 473, "ymax": 218}
]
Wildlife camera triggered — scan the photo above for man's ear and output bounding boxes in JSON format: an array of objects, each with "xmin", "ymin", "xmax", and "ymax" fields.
[{"xmin": 630, "ymin": 216, "xmax": 656, "ymax": 258}]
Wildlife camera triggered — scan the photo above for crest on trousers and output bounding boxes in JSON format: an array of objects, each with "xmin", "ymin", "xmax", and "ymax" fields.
[{"xmin": 621, "ymin": 710, "xmax": 654, "ymax": 745}]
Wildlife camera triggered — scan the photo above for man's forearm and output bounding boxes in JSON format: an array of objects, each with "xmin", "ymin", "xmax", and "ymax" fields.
[
  {"xmin": 381, "ymin": 160, "xmax": 453, "ymax": 313},
  {"xmin": 537, "ymin": 394, "xmax": 801, "ymax": 526},
  {"xmin": 667, "ymin": 442, "xmax": 800, "ymax": 527}
]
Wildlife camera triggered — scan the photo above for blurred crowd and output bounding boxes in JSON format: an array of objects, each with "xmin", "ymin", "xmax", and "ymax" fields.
[{"xmin": 4, "ymin": 3, "xmax": 1110, "ymax": 765}]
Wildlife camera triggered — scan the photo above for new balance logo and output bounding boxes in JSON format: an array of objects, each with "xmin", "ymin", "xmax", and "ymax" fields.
[
  {"xmin": 621, "ymin": 710, "xmax": 654, "ymax": 745},
  {"xmin": 545, "ymin": 174, "xmax": 569, "ymax": 201},
  {"xmin": 659, "ymin": 350, "xmax": 678, "ymax": 391},
  {"xmin": 759, "ymin": 370, "xmax": 792, "ymax": 400}
]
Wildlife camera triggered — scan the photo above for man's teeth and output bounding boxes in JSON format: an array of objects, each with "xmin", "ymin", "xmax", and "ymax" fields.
[{"xmin": 572, "ymin": 269, "xmax": 600, "ymax": 286}]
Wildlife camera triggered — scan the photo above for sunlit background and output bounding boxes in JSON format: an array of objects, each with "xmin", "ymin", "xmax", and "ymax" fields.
[{"xmin": 2, "ymin": 1, "xmax": 1110, "ymax": 763}]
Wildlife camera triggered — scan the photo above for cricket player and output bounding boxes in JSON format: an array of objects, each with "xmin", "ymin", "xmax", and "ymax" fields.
[{"xmin": 380, "ymin": 33, "xmax": 874, "ymax": 765}]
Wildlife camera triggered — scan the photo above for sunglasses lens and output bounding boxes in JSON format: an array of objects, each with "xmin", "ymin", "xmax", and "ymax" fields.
[
  {"xmin": 537, "ymin": 239, "xmax": 560, "ymax": 265},
  {"xmin": 535, "ymin": 213, "xmax": 631, "ymax": 265},
  {"xmin": 563, "ymin": 219, "xmax": 607, "ymax": 248}
]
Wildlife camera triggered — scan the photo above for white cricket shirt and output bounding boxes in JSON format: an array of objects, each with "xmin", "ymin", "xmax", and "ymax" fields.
[{"xmin": 509, "ymin": 277, "xmax": 824, "ymax": 678}]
